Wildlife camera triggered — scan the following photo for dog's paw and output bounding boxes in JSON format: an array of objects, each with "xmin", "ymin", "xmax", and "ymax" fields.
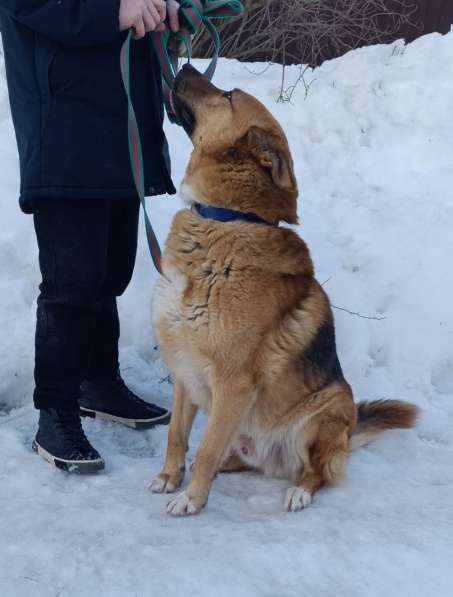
[
  {"xmin": 149, "ymin": 473, "xmax": 181, "ymax": 494},
  {"xmin": 166, "ymin": 491, "xmax": 205, "ymax": 516},
  {"xmin": 284, "ymin": 486, "xmax": 312, "ymax": 512}
]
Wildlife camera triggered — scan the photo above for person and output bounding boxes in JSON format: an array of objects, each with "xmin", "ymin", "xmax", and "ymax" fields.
[{"xmin": 0, "ymin": 0, "xmax": 180, "ymax": 473}]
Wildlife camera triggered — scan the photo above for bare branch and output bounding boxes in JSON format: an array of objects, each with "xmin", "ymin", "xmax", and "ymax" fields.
[
  {"xmin": 332, "ymin": 304, "xmax": 387, "ymax": 321},
  {"xmin": 194, "ymin": 0, "xmax": 419, "ymax": 67}
]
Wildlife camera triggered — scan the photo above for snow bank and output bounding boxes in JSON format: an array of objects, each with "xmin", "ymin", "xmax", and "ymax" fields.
[{"xmin": 1, "ymin": 31, "xmax": 453, "ymax": 597}]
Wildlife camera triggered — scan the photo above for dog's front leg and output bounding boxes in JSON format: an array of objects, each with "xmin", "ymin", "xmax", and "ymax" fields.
[
  {"xmin": 166, "ymin": 375, "xmax": 256, "ymax": 516},
  {"xmin": 150, "ymin": 381, "xmax": 198, "ymax": 494}
]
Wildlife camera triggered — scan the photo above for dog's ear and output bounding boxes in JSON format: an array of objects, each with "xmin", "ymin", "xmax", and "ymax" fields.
[{"xmin": 245, "ymin": 126, "xmax": 297, "ymax": 193}]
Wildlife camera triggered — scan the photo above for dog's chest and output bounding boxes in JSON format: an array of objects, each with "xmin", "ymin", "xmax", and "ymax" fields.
[
  {"xmin": 152, "ymin": 265, "xmax": 213, "ymax": 411},
  {"xmin": 152, "ymin": 262, "xmax": 212, "ymax": 336}
]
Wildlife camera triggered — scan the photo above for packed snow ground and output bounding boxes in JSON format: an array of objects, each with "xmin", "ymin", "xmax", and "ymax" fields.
[{"xmin": 1, "ymin": 31, "xmax": 453, "ymax": 597}]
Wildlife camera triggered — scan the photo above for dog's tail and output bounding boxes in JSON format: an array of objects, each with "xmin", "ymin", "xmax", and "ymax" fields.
[{"xmin": 349, "ymin": 400, "xmax": 419, "ymax": 451}]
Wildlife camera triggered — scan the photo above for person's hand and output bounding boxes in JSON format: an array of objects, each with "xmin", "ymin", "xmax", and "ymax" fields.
[{"xmin": 119, "ymin": 0, "xmax": 167, "ymax": 39}]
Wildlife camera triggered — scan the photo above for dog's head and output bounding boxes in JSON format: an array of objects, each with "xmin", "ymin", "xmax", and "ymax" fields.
[{"xmin": 173, "ymin": 65, "xmax": 298, "ymax": 225}]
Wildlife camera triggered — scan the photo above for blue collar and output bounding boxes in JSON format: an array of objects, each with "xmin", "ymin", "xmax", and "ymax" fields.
[{"xmin": 193, "ymin": 203, "xmax": 273, "ymax": 226}]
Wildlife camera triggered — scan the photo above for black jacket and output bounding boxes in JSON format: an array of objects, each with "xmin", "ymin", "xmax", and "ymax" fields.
[{"xmin": 0, "ymin": 0, "xmax": 176, "ymax": 213}]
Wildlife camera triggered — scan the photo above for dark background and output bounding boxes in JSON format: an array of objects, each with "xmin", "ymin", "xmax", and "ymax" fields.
[
  {"xmin": 209, "ymin": 0, "xmax": 453, "ymax": 65},
  {"xmin": 321, "ymin": 0, "xmax": 453, "ymax": 63}
]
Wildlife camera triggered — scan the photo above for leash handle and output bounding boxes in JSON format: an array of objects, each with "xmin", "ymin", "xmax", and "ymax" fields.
[{"xmin": 120, "ymin": 0, "xmax": 244, "ymax": 274}]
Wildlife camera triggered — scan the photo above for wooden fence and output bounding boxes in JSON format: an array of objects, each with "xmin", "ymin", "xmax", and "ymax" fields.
[
  {"xmin": 320, "ymin": 0, "xmax": 453, "ymax": 64},
  {"xmin": 405, "ymin": 0, "xmax": 453, "ymax": 39},
  {"xmin": 209, "ymin": 0, "xmax": 453, "ymax": 65}
]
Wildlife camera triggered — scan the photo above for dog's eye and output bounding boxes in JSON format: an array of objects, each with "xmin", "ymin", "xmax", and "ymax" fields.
[{"xmin": 222, "ymin": 91, "xmax": 233, "ymax": 101}]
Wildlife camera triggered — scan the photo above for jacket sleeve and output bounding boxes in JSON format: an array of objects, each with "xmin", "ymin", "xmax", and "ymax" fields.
[{"xmin": 1, "ymin": 0, "xmax": 122, "ymax": 47}]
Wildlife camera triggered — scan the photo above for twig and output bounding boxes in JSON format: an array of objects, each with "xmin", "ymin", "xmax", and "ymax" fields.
[
  {"xmin": 277, "ymin": 34, "xmax": 286, "ymax": 102},
  {"xmin": 244, "ymin": 62, "xmax": 273, "ymax": 76},
  {"xmin": 21, "ymin": 577, "xmax": 39, "ymax": 583},
  {"xmin": 159, "ymin": 375, "xmax": 171, "ymax": 385},
  {"xmin": 331, "ymin": 304, "xmax": 386, "ymax": 321},
  {"xmin": 282, "ymin": 64, "xmax": 317, "ymax": 102}
]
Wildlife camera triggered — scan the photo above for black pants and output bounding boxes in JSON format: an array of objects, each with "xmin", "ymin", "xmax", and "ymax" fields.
[{"xmin": 33, "ymin": 199, "xmax": 140, "ymax": 410}]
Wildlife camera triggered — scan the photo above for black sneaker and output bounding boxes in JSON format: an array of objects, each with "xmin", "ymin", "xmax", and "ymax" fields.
[
  {"xmin": 33, "ymin": 408, "xmax": 105, "ymax": 474},
  {"xmin": 79, "ymin": 376, "xmax": 171, "ymax": 430}
]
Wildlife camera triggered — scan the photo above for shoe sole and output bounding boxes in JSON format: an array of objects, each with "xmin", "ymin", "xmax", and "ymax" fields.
[
  {"xmin": 32, "ymin": 440, "xmax": 105, "ymax": 474},
  {"xmin": 79, "ymin": 407, "xmax": 171, "ymax": 430}
]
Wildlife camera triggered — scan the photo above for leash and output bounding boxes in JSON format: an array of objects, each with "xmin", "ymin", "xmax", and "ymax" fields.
[{"xmin": 120, "ymin": 0, "xmax": 243, "ymax": 274}]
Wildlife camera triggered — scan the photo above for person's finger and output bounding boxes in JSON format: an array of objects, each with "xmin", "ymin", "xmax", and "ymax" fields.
[
  {"xmin": 133, "ymin": 17, "xmax": 146, "ymax": 39},
  {"xmin": 145, "ymin": 3, "xmax": 161, "ymax": 29},
  {"xmin": 148, "ymin": 0, "xmax": 167, "ymax": 21},
  {"xmin": 156, "ymin": 21, "xmax": 166, "ymax": 32},
  {"xmin": 157, "ymin": 0, "xmax": 167, "ymax": 21},
  {"xmin": 143, "ymin": 7, "xmax": 157, "ymax": 32},
  {"xmin": 167, "ymin": 2, "xmax": 180, "ymax": 32}
]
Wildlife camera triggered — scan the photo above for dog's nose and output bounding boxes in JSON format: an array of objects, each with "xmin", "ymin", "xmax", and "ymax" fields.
[
  {"xmin": 181, "ymin": 63, "xmax": 201, "ymax": 76},
  {"xmin": 173, "ymin": 73, "xmax": 186, "ymax": 95},
  {"xmin": 174, "ymin": 64, "xmax": 201, "ymax": 95}
]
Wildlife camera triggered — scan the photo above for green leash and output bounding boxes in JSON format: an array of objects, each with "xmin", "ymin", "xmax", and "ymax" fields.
[{"xmin": 120, "ymin": 0, "xmax": 244, "ymax": 273}]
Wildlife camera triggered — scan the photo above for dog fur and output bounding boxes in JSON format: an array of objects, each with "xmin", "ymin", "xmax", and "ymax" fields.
[{"xmin": 150, "ymin": 65, "xmax": 418, "ymax": 515}]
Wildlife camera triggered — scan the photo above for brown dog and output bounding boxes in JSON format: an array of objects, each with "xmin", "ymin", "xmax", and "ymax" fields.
[{"xmin": 150, "ymin": 65, "xmax": 418, "ymax": 515}]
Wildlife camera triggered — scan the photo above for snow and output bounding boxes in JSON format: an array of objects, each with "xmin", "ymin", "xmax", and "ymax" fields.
[{"xmin": 1, "ymin": 31, "xmax": 453, "ymax": 597}]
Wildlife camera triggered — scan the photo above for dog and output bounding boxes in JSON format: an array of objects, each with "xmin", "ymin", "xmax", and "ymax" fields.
[{"xmin": 150, "ymin": 64, "xmax": 418, "ymax": 516}]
